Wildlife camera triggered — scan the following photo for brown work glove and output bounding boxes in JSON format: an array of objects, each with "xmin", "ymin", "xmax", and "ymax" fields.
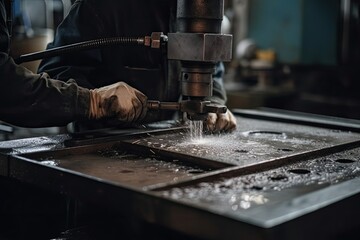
[
  {"xmin": 89, "ymin": 82, "xmax": 147, "ymax": 123},
  {"xmin": 204, "ymin": 110, "xmax": 237, "ymax": 133}
]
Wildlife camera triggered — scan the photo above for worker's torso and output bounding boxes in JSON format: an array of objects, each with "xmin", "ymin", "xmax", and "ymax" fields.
[{"xmin": 79, "ymin": 0, "xmax": 180, "ymax": 103}]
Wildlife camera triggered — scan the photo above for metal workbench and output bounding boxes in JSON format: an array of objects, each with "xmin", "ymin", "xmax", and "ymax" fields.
[{"xmin": 1, "ymin": 109, "xmax": 360, "ymax": 240}]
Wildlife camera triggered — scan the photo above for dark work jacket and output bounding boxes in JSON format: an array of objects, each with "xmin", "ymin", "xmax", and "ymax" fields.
[
  {"xmin": 0, "ymin": 0, "xmax": 90, "ymax": 127},
  {"xmin": 38, "ymin": 0, "xmax": 227, "ymax": 128}
]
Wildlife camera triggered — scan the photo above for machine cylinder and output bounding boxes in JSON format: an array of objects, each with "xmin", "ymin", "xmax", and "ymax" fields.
[
  {"xmin": 176, "ymin": 0, "xmax": 225, "ymax": 99},
  {"xmin": 181, "ymin": 64, "xmax": 214, "ymax": 97},
  {"xmin": 177, "ymin": 0, "xmax": 224, "ymax": 33}
]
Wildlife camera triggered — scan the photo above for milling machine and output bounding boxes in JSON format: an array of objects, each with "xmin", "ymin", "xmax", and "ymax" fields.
[{"xmin": 148, "ymin": 0, "xmax": 232, "ymax": 120}]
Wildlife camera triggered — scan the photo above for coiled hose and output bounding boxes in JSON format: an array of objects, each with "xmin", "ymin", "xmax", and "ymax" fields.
[{"xmin": 15, "ymin": 37, "xmax": 145, "ymax": 64}]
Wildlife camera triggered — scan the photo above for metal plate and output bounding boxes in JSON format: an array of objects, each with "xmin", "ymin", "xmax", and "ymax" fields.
[
  {"xmin": 0, "ymin": 135, "xmax": 70, "ymax": 155},
  {"xmin": 35, "ymin": 148, "xmax": 209, "ymax": 188},
  {"xmin": 121, "ymin": 118, "xmax": 360, "ymax": 167},
  {"xmin": 3, "ymin": 111, "xmax": 360, "ymax": 239},
  {"xmin": 155, "ymin": 147, "xmax": 360, "ymax": 217}
]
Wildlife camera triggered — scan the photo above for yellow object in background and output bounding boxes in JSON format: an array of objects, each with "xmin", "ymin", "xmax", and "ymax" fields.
[{"xmin": 255, "ymin": 49, "xmax": 276, "ymax": 62}]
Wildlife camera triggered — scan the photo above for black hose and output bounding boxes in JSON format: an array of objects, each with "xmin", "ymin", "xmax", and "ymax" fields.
[{"xmin": 15, "ymin": 37, "xmax": 145, "ymax": 64}]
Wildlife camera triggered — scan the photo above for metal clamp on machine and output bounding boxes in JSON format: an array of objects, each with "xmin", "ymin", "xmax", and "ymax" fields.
[{"xmin": 144, "ymin": 32, "xmax": 168, "ymax": 49}]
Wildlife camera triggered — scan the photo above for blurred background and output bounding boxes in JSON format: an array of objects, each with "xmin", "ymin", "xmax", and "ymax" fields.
[
  {"xmin": 4, "ymin": 0, "xmax": 360, "ymax": 140},
  {"xmin": 10, "ymin": 0, "xmax": 73, "ymax": 72},
  {"xmin": 223, "ymin": 0, "xmax": 360, "ymax": 120}
]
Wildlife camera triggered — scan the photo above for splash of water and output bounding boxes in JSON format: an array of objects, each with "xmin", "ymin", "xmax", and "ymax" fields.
[{"xmin": 189, "ymin": 120, "xmax": 203, "ymax": 140}]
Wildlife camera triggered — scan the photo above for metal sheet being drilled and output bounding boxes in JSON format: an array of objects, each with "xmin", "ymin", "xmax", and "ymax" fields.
[
  {"xmin": 156, "ymin": 147, "xmax": 360, "ymax": 215},
  {"xmin": 4, "ymin": 110, "xmax": 360, "ymax": 240},
  {"xmin": 149, "ymin": 147, "xmax": 360, "ymax": 240},
  {"xmin": 121, "ymin": 117, "xmax": 360, "ymax": 167}
]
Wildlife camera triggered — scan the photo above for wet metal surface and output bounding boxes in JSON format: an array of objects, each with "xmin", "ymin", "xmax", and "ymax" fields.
[
  {"xmin": 122, "ymin": 118, "xmax": 360, "ymax": 166},
  {"xmin": 157, "ymin": 147, "xmax": 360, "ymax": 214},
  {"xmin": 3, "ymin": 113, "xmax": 360, "ymax": 239},
  {"xmin": 0, "ymin": 135, "xmax": 70, "ymax": 177},
  {"xmin": 39, "ymin": 150, "xmax": 207, "ymax": 188},
  {"xmin": 0, "ymin": 135, "xmax": 70, "ymax": 155}
]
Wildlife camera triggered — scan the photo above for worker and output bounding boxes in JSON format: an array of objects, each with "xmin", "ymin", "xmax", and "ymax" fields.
[
  {"xmin": 38, "ymin": 0, "xmax": 237, "ymax": 133},
  {"xmin": 0, "ymin": 0, "xmax": 147, "ymax": 128}
]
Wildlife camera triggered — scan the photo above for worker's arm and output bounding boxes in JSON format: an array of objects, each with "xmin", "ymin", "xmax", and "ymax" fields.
[
  {"xmin": 0, "ymin": 1, "xmax": 88, "ymax": 127},
  {"xmin": 0, "ymin": 1, "xmax": 147, "ymax": 128},
  {"xmin": 0, "ymin": 54, "xmax": 147, "ymax": 128},
  {"xmin": 0, "ymin": 53, "xmax": 91, "ymax": 127},
  {"xmin": 204, "ymin": 62, "xmax": 237, "ymax": 133}
]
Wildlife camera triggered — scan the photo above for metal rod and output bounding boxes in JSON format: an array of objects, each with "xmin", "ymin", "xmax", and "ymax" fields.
[{"xmin": 147, "ymin": 100, "xmax": 180, "ymax": 111}]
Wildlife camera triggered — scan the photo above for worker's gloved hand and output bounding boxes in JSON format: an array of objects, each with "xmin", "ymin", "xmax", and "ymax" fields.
[
  {"xmin": 204, "ymin": 110, "xmax": 237, "ymax": 133},
  {"xmin": 89, "ymin": 82, "xmax": 147, "ymax": 123}
]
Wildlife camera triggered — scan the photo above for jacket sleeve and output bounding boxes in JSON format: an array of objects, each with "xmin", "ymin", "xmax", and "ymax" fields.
[{"xmin": 0, "ymin": 54, "xmax": 90, "ymax": 127}]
